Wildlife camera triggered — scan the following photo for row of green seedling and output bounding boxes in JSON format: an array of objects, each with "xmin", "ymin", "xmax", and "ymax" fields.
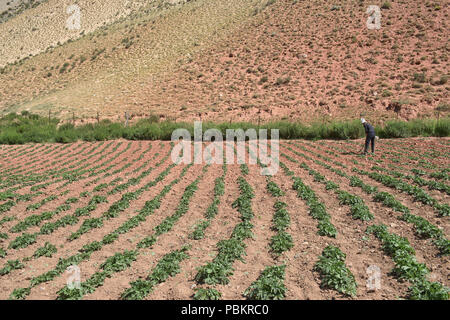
[
  {"xmin": 282, "ymin": 145, "xmax": 373, "ymax": 222},
  {"xmin": 193, "ymin": 165, "xmax": 255, "ymax": 300},
  {"xmin": 353, "ymin": 168, "xmax": 449, "ymax": 217},
  {"xmin": 287, "ymin": 141, "xmax": 449, "ymax": 256},
  {"xmin": 367, "ymin": 224, "xmax": 449, "ymax": 300},
  {"xmin": 371, "ymin": 165, "xmax": 450, "ymax": 195},
  {"xmin": 56, "ymin": 164, "xmax": 203, "ymax": 300},
  {"xmin": 4, "ymin": 146, "xmax": 172, "ymax": 256},
  {"xmin": 9, "ymin": 154, "xmax": 185, "ymax": 300},
  {"xmin": 189, "ymin": 163, "xmax": 227, "ymax": 240},
  {"xmin": 279, "ymin": 159, "xmax": 358, "ymax": 297},
  {"xmin": 290, "ymin": 141, "xmax": 449, "ymax": 217}
]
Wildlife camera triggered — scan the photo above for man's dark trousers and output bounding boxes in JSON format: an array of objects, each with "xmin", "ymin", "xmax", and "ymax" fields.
[{"xmin": 365, "ymin": 136, "xmax": 375, "ymax": 154}]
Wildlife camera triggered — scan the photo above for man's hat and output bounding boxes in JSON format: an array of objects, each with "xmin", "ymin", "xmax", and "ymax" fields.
[{"xmin": 361, "ymin": 118, "xmax": 366, "ymax": 123}]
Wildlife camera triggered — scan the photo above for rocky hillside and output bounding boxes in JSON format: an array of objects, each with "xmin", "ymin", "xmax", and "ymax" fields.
[
  {"xmin": 0, "ymin": 0, "xmax": 448, "ymax": 124},
  {"xmin": 0, "ymin": 0, "xmax": 47, "ymax": 23}
]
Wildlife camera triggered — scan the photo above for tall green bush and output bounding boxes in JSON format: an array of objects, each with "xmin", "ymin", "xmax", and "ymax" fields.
[{"xmin": 0, "ymin": 112, "xmax": 448, "ymax": 144}]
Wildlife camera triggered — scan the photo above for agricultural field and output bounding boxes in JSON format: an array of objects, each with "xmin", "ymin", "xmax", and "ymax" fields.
[{"xmin": 0, "ymin": 137, "xmax": 448, "ymax": 300}]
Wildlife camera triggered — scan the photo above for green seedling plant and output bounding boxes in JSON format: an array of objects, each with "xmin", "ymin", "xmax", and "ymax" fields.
[
  {"xmin": 367, "ymin": 224, "xmax": 448, "ymax": 300},
  {"xmin": 193, "ymin": 288, "xmax": 222, "ymax": 300},
  {"xmin": 244, "ymin": 265, "xmax": 287, "ymax": 300},
  {"xmin": 314, "ymin": 245, "xmax": 357, "ymax": 297},
  {"xmin": 121, "ymin": 246, "xmax": 190, "ymax": 300}
]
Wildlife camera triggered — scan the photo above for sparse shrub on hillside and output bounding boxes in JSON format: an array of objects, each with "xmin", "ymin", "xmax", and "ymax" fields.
[
  {"xmin": 275, "ymin": 76, "xmax": 291, "ymax": 85},
  {"xmin": 413, "ymin": 72, "xmax": 427, "ymax": 83},
  {"xmin": 382, "ymin": 90, "xmax": 393, "ymax": 97},
  {"xmin": 252, "ymin": 0, "xmax": 277, "ymax": 15},
  {"xmin": 0, "ymin": 0, "xmax": 47, "ymax": 24},
  {"xmin": 381, "ymin": 2, "xmax": 392, "ymax": 9},
  {"xmin": 91, "ymin": 48, "xmax": 106, "ymax": 61},
  {"xmin": 59, "ymin": 62, "xmax": 70, "ymax": 74},
  {"xmin": 121, "ymin": 37, "xmax": 134, "ymax": 49},
  {"xmin": 435, "ymin": 103, "xmax": 450, "ymax": 113},
  {"xmin": 431, "ymin": 75, "xmax": 448, "ymax": 86},
  {"xmin": 365, "ymin": 57, "xmax": 377, "ymax": 65}
]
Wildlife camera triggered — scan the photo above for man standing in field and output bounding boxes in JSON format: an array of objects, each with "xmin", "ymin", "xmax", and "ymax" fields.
[{"xmin": 361, "ymin": 118, "xmax": 376, "ymax": 154}]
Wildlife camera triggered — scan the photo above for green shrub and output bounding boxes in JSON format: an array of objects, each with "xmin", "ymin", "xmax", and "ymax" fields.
[
  {"xmin": 0, "ymin": 113, "xmax": 448, "ymax": 145},
  {"xmin": 435, "ymin": 119, "xmax": 450, "ymax": 137},
  {"xmin": 379, "ymin": 120, "xmax": 411, "ymax": 138},
  {"xmin": 381, "ymin": 2, "xmax": 392, "ymax": 9}
]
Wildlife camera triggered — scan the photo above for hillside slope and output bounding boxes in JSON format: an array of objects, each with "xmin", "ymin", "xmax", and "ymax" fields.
[{"xmin": 0, "ymin": 0, "xmax": 448, "ymax": 124}]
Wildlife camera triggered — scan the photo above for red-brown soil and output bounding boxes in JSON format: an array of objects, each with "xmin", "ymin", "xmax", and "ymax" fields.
[{"xmin": 0, "ymin": 137, "xmax": 448, "ymax": 300}]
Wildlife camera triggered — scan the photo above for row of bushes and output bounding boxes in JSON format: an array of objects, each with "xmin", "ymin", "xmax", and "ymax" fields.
[{"xmin": 0, "ymin": 112, "xmax": 448, "ymax": 144}]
